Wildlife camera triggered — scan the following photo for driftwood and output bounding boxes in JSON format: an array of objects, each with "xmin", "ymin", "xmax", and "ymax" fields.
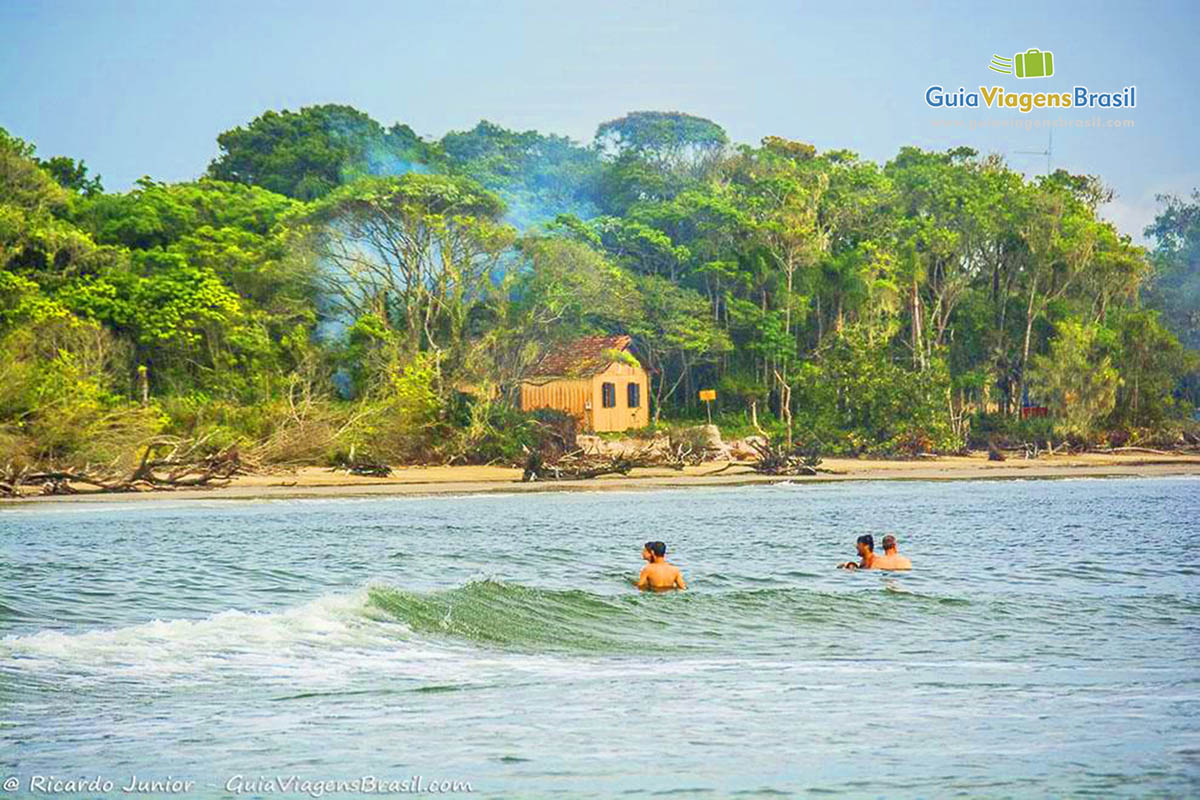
[
  {"xmin": 522, "ymin": 449, "xmax": 635, "ymax": 481},
  {"xmin": 329, "ymin": 444, "xmax": 393, "ymax": 478},
  {"xmin": 346, "ymin": 460, "xmax": 392, "ymax": 477},
  {"xmin": 0, "ymin": 436, "xmax": 250, "ymax": 498},
  {"xmin": 521, "ymin": 442, "xmax": 683, "ymax": 482},
  {"xmin": 747, "ymin": 436, "xmax": 824, "ymax": 476},
  {"xmin": 1093, "ymin": 446, "xmax": 1174, "ymax": 456}
]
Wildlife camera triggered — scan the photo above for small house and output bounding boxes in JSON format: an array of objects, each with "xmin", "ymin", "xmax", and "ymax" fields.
[{"xmin": 519, "ymin": 335, "xmax": 649, "ymax": 432}]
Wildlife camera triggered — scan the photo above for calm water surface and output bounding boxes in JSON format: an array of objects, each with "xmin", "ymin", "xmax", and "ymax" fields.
[{"xmin": 1, "ymin": 477, "xmax": 1198, "ymax": 798}]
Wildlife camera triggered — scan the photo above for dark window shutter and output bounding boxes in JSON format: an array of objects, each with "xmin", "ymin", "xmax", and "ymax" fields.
[{"xmin": 627, "ymin": 382, "xmax": 640, "ymax": 408}]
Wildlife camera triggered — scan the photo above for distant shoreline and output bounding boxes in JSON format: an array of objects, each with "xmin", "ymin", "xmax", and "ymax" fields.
[{"xmin": 2, "ymin": 452, "xmax": 1198, "ymax": 506}]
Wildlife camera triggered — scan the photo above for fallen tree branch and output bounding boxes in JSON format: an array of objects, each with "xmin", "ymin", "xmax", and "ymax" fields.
[
  {"xmin": 0, "ymin": 441, "xmax": 249, "ymax": 498},
  {"xmin": 747, "ymin": 436, "xmax": 824, "ymax": 476}
]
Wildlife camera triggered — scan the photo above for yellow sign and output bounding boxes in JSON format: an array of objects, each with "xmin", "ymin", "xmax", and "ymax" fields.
[{"xmin": 698, "ymin": 389, "xmax": 716, "ymax": 402}]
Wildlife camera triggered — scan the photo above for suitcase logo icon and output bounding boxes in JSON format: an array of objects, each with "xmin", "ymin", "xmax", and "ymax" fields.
[{"xmin": 989, "ymin": 49, "xmax": 1054, "ymax": 79}]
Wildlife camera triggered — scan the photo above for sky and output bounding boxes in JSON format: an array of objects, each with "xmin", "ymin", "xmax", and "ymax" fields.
[{"xmin": 2, "ymin": 0, "xmax": 1198, "ymax": 242}]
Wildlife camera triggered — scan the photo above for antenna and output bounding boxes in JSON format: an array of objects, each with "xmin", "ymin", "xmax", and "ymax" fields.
[{"xmin": 1015, "ymin": 129, "xmax": 1053, "ymax": 175}]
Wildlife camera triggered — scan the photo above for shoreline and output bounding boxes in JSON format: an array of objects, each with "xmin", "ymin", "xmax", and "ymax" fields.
[{"xmin": 2, "ymin": 452, "xmax": 1198, "ymax": 506}]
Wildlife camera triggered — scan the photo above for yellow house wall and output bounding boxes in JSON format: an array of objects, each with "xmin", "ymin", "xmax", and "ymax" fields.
[
  {"xmin": 589, "ymin": 361, "xmax": 649, "ymax": 432},
  {"xmin": 519, "ymin": 379, "xmax": 592, "ymax": 427}
]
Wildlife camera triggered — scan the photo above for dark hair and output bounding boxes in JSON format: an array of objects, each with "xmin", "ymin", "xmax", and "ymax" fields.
[
  {"xmin": 644, "ymin": 541, "xmax": 667, "ymax": 557},
  {"xmin": 856, "ymin": 534, "xmax": 874, "ymax": 553}
]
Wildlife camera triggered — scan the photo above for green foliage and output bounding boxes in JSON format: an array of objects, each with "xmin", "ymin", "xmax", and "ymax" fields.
[
  {"xmin": 2, "ymin": 109, "xmax": 1196, "ymax": 472},
  {"xmin": 391, "ymin": 352, "xmax": 444, "ymax": 437},
  {"xmin": 440, "ymin": 120, "xmax": 602, "ymax": 228},
  {"xmin": 630, "ymin": 273, "xmax": 731, "ymax": 419},
  {"xmin": 1105, "ymin": 309, "xmax": 1198, "ymax": 428},
  {"xmin": 0, "ymin": 319, "xmax": 162, "ymax": 467},
  {"xmin": 80, "ymin": 178, "xmax": 298, "ymax": 249},
  {"xmin": 36, "ymin": 155, "xmax": 103, "ymax": 196},
  {"xmin": 792, "ymin": 325, "xmax": 957, "ymax": 454},
  {"xmin": 1029, "ymin": 319, "xmax": 1119, "ymax": 441},
  {"xmin": 595, "ymin": 111, "xmax": 728, "ymax": 173},
  {"xmin": 304, "ymin": 172, "xmax": 516, "ymax": 376},
  {"xmin": 968, "ymin": 412, "xmax": 1057, "ymax": 450},
  {"xmin": 1145, "ymin": 190, "xmax": 1200, "ymax": 353},
  {"xmin": 207, "ymin": 104, "xmax": 434, "ymax": 200}
]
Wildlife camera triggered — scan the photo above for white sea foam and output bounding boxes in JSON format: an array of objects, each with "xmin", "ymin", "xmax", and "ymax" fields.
[{"xmin": 0, "ymin": 589, "xmax": 412, "ymax": 679}]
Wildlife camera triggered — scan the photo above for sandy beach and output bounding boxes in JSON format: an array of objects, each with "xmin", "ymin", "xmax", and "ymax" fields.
[{"xmin": 3, "ymin": 451, "xmax": 1197, "ymax": 505}]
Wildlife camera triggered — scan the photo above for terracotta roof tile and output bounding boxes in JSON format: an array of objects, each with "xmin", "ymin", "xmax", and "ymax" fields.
[{"xmin": 526, "ymin": 335, "xmax": 636, "ymax": 378}]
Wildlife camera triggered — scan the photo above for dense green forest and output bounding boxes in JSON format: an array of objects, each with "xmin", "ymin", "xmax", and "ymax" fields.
[{"xmin": 2, "ymin": 105, "xmax": 1197, "ymax": 470}]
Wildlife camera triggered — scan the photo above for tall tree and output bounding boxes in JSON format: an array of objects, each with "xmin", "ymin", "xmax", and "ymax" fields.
[
  {"xmin": 440, "ymin": 121, "xmax": 602, "ymax": 228},
  {"xmin": 732, "ymin": 137, "xmax": 828, "ymax": 409},
  {"xmin": 208, "ymin": 105, "xmax": 432, "ymax": 200},
  {"xmin": 1144, "ymin": 190, "xmax": 1200, "ymax": 350},
  {"xmin": 303, "ymin": 173, "xmax": 516, "ymax": 372}
]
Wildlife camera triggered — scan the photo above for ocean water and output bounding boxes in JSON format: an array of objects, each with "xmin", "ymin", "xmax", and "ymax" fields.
[{"xmin": 1, "ymin": 477, "xmax": 1198, "ymax": 798}]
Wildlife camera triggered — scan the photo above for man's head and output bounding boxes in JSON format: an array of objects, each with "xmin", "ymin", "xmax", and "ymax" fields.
[
  {"xmin": 881, "ymin": 534, "xmax": 897, "ymax": 553},
  {"xmin": 642, "ymin": 541, "xmax": 667, "ymax": 561},
  {"xmin": 855, "ymin": 534, "xmax": 874, "ymax": 558}
]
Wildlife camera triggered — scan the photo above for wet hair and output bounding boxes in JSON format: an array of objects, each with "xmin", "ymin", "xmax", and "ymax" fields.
[
  {"xmin": 644, "ymin": 541, "xmax": 667, "ymax": 557},
  {"xmin": 881, "ymin": 534, "xmax": 897, "ymax": 551},
  {"xmin": 856, "ymin": 534, "xmax": 874, "ymax": 553}
]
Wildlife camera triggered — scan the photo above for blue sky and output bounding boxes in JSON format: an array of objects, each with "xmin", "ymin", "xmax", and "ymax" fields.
[{"xmin": 2, "ymin": 0, "xmax": 1197, "ymax": 241}]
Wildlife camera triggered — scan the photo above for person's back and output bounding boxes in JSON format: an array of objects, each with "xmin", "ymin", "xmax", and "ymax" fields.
[
  {"xmin": 635, "ymin": 541, "xmax": 687, "ymax": 591},
  {"xmin": 871, "ymin": 534, "xmax": 912, "ymax": 571}
]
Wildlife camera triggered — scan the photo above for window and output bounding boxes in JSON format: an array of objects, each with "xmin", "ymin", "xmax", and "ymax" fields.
[
  {"xmin": 601, "ymin": 382, "xmax": 616, "ymax": 408},
  {"xmin": 627, "ymin": 382, "xmax": 640, "ymax": 409}
]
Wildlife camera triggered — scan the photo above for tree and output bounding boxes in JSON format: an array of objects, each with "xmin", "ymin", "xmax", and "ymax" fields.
[
  {"xmin": 792, "ymin": 322, "xmax": 956, "ymax": 453},
  {"xmin": 1107, "ymin": 309, "xmax": 1196, "ymax": 428},
  {"xmin": 208, "ymin": 105, "xmax": 433, "ymax": 200},
  {"xmin": 595, "ymin": 111, "xmax": 728, "ymax": 176},
  {"xmin": 732, "ymin": 137, "xmax": 828, "ymax": 408},
  {"xmin": 302, "ymin": 173, "xmax": 516, "ymax": 372},
  {"xmin": 0, "ymin": 127, "xmax": 100, "ymax": 280},
  {"xmin": 886, "ymin": 147, "xmax": 981, "ymax": 369},
  {"xmin": 440, "ymin": 121, "xmax": 602, "ymax": 228},
  {"xmin": 5, "ymin": 108, "xmax": 1196, "ymax": 472},
  {"xmin": 1029, "ymin": 319, "xmax": 1118, "ymax": 440},
  {"xmin": 1144, "ymin": 190, "xmax": 1200, "ymax": 350},
  {"xmin": 36, "ymin": 155, "xmax": 103, "ymax": 196},
  {"xmin": 630, "ymin": 274, "xmax": 730, "ymax": 423},
  {"xmin": 477, "ymin": 236, "xmax": 640, "ymax": 386},
  {"xmin": 1015, "ymin": 181, "xmax": 1099, "ymax": 411}
]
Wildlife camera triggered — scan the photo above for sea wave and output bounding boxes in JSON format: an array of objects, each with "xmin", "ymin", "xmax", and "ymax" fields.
[
  {"xmin": 7, "ymin": 579, "xmax": 1189, "ymax": 675},
  {"xmin": 0, "ymin": 590, "xmax": 399, "ymax": 677},
  {"xmin": 1, "ymin": 580, "xmax": 961, "ymax": 666}
]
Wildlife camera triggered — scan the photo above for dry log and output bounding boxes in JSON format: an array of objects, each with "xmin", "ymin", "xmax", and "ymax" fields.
[
  {"xmin": 522, "ymin": 449, "xmax": 641, "ymax": 481},
  {"xmin": 0, "ymin": 441, "xmax": 248, "ymax": 498},
  {"xmin": 747, "ymin": 436, "xmax": 823, "ymax": 476}
]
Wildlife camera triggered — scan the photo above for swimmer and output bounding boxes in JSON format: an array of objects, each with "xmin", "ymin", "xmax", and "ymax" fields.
[
  {"xmin": 634, "ymin": 541, "xmax": 687, "ymax": 591},
  {"xmin": 869, "ymin": 534, "xmax": 912, "ymax": 571},
  {"xmin": 838, "ymin": 534, "xmax": 875, "ymax": 570}
]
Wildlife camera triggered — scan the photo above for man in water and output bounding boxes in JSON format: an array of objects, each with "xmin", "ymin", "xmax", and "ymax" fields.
[
  {"xmin": 838, "ymin": 534, "xmax": 876, "ymax": 570},
  {"xmin": 634, "ymin": 541, "xmax": 687, "ymax": 591},
  {"xmin": 870, "ymin": 534, "xmax": 912, "ymax": 571}
]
